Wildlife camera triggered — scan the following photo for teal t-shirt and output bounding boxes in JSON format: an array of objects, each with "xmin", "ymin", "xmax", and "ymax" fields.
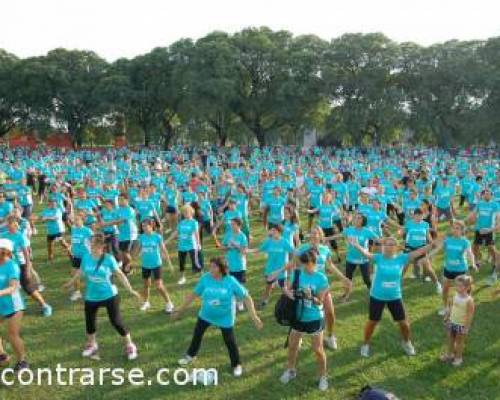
[
  {"xmin": 81, "ymin": 253, "xmax": 119, "ymax": 302},
  {"xmin": 475, "ymin": 200, "xmax": 499, "ymax": 230},
  {"xmin": 222, "ymin": 230, "xmax": 248, "ymax": 272},
  {"xmin": 296, "ymin": 244, "xmax": 331, "ymax": 275},
  {"xmin": 370, "ymin": 253, "xmax": 410, "ymax": 301},
  {"xmin": 116, "ymin": 206, "xmax": 138, "ymax": 242},
  {"xmin": 259, "ymin": 237, "xmax": 294, "ymax": 278},
  {"xmin": 343, "ymin": 226, "xmax": 377, "ymax": 264},
  {"xmin": 194, "ymin": 273, "xmax": 248, "ymax": 328},
  {"xmin": 0, "ymin": 259, "xmax": 25, "ymax": 316},
  {"xmin": 443, "ymin": 236, "xmax": 470, "ymax": 272},
  {"xmin": 139, "ymin": 232, "xmax": 163, "ymax": 269},
  {"xmin": 404, "ymin": 220, "xmax": 429, "ymax": 248},
  {"xmin": 41, "ymin": 207, "xmax": 65, "ymax": 235},
  {"xmin": 292, "ymin": 269, "xmax": 329, "ymax": 322},
  {"xmin": 71, "ymin": 226, "xmax": 93, "ymax": 258},
  {"xmin": 177, "ymin": 219, "xmax": 199, "ymax": 251}
]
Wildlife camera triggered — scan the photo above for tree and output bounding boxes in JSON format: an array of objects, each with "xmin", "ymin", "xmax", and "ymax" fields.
[
  {"xmin": 0, "ymin": 50, "xmax": 23, "ymax": 138},
  {"xmin": 323, "ymin": 33, "xmax": 403, "ymax": 145}
]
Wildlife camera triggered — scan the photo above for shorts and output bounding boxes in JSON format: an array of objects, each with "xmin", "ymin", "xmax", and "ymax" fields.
[
  {"xmin": 447, "ymin": 321, "xmax": 467, "ymax": 336},
  {"xmin": 1, "ymin": 311, "xmax": 23, "ymax": 319},
  {"xmin": 265, "ymin": 276, "xmax": 285, "ymax": 288},
  {"xmin": 291, "ymin": 319, "xmax": 324, "ymax": 335},
  {"xmin": 202, "ymin": 220, "xmax": 213, "ymax": 235},
  {"xmin": 443, "ymin": 269, "xmax": 467, "ymax": 280},
  {"xmin": 474, "ymin": 231, "xmax": 494, "ymax": 246},
  {"xmin": 230, "ymin": 270, "xmax": 247, "ymax": 284},
  {"xmin": 47, "ymin": 233, "xmax": 63, "ymax": 242},
  {"xmin": 437, "ymin": 207, "xmax": 452, "ymax": 220},
  {"xmin": 344, "ymin": 205, "xmax": 357, "ymax": 212},
  {"xmin": 369, "ymin": 296, "xmax": 406, "ymax": 321},
  {"xmin": 404, "ymin": 245, "xmax": 426, "ymax": 262},
  {"xmin": 166, "ymin": 206, "xmax": 177, "ymax": 214},
  {"xmin": 119, "ymin": 240, "xmax": 134, "ymax": 252},
  {"xmin": 142, "ymin": 267, "xmax": 162, "ymax": 280},
  {"xmin": 71, "ymin": 257, "xmax": 82, "ymax": 269},
  {"xmin": 22, "ymin": 205, "xmax": 33, "ymax": 219},
  {"xmin": 62, "ymin": 212, "xmax": 69, "ymax": 222}
]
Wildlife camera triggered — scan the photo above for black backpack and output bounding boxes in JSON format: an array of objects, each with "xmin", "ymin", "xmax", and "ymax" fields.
[{"xmin": 274, "ymin": 269, "xmax": 302, "ymax": 327}]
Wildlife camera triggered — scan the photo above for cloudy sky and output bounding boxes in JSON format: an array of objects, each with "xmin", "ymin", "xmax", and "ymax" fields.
[{"xmin": 1, "ymin": 0, "xmax": 499, "ymax": 60}]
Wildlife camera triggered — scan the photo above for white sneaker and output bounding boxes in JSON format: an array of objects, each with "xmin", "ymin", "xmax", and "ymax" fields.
[
  {"xmin": 436, "ymin": 282, "xmax": 443, "ymax": 295},
  {"xmin": 70, "ymin": 291, "xmax": 82, "ymax": 302},
  {"xmin": 32, "ymin": 227, "xmax": 38, "ymax": 235},
  {"xmin": 237, "ymin": 302, "xmax": 245, "ymax": 312},
  {"xmin": 324, "ymin": 335, "xmax": 338, "ymax": 350},
  {"xmin": 38, "ymin": 284, "xmax": 46, "ymax": 292},
  {"xmin": 233, "ymin": 365, "xmax": 243, "ymax": 377},
  {"xmin": 318, "ymin": 375, "xmax": 328, "ymax": 391},
  {"xmin": 438, "ymin": 307, "xmax": 448, "ymax": 316},
  {"xmin": 126, "ymin": 343, "xmax": 138, "ymax": 360},
  {"xmin": 360, "ymin": 344, "xmax": 370, "ymax": 358},
  {"xmin": 117, "ymin": 261, "xmax": 123, "ymax": 269},
  {"xmin": 280, "ymin": 369, "xmax": 297, "ymax": 384},
  {"xmin": 408, "ymin": 273, "xmax": 417, "ymax": 279},
  {"xmin": 164, "ymin": 302, "xmax": 174, "ymax": 314},
  {"xmin": 424, "ymin": 276, "xmax": 432, "ymax": 282},
  {"xmin": 82, "ymin": 343, "xmax": 98, "ymax": 357},
  {"xmin": 402, "ymin": 340, "xmax": 416, "ymax": 356},
  {"xmin": 140, "ymin": 301, "xmax": 151, "ymax": 311},
  {"xmin": 178, "ymin": 354, "xmax": 194, "ymax": 366},
  {"xmin": 178, "ymin": 276, "xmax": 186, "ymax": 285}
]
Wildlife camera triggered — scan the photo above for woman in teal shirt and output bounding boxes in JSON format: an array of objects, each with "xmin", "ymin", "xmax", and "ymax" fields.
[
  {"xmin": 64, "ymin": 234, "xmax": 141, "ymax": 361},
  {"xmin": 0, "ymin": 238, "xmax": 28, "ymax": 371},
  {"xmin": 137, "ymin": 219, "xmax": 174, "ymax": 314},
  {"xmin": 431, "ymin": 220, "xmax": 477, "ymax": 316},
  {"xmin": 174, "ymin": 257, "xmax": 262, "ymax": 378},
  {"xmin": 349, "ymin": 236, "xmax": 436, "ymax": 358},
  {"xmin": 280, "ymin": 250, "xmax": 330, "ymax": 392}
]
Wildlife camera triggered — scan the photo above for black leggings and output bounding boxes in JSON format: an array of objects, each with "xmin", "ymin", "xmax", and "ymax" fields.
[
  {"xmin": 84, "ymin": 296, "xmax": 128, "ymax": 336},
  {"xmin": 178, "ymin": 249, "xmax": 204, "ymax": 272},
  {"xmin": 187, "ymin": 318, "xmax": 240, "ymax": 367},
  {"xmin": 346, "ymin": 262, "xmax": 371, "ymax": 288}
]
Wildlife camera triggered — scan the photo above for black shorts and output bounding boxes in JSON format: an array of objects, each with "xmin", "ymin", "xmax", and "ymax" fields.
[
  {"xmin": 474, "ymin": 231, "xmax": 494, "ymax": 246},
  {"xmin": 334, "ymin": 220, "xmax": 343, "ymax": 232},
  {"xmin": 291, "ymin": 319, "xmax": 324, "ymax": 335},
  {"xmin": 265, "ymin": 276, "xmax": 285, "ymax": 288},
  {"xmin": 369, "ymin": 297, "xmax": 406, "ymax": 321},
  {"xmin": 443, "ymin": 269, "xmax": 467, "ymax": 280},
  {"xmin": 230, "ymin": 270, "xmax": 247, "ymax": 284},
  {"xmin": 142, "ymin": 267, "xmax": 162, "ymax": 280},
  {"xmin": 22, "ymin": 205, "xmax": 33, "ymax": 219},
  {"xmin": 166, "ymin": 206, "xmax": 177, "ymax": 214},
  {"xmin": 1, "ymin": 311, "xmax": 22, "ymax": 319},
  {"xmin": 437, "ymin": 207, "xmax": 452, "ymax": 220},
  {"xmin": 71, "ymin": 257, "xmax": 82, "ymax": 269},
  {"xmin": 47, "ymin": 233, "xmax": 63, "ymax": 242},
  {"xmin": 404, "ymin": 245, "xmax": 426, "ymax": 262},
  {"xmin": 62, "ymin": 212, "xmax": 69, "ymax": 222},
  {"xmin": 119, "ymin": 240, "xmax": 134, "ymax": 252}
]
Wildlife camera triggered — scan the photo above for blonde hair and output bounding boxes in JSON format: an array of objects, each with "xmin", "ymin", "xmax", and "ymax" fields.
[
  {"xmin": 452, "ymin": 220, "xmax": 466, "ymax": 235},
  {"xmin": 181, "ymin": 204, "xmax": 195, "ymax": 217},
  {"xmin": 455, "ymin": 274, "xmax": 473, "ymax": 294},
  {"xmin": 310, "ymin": 226, "xmax": 325, "ymax": 242}
]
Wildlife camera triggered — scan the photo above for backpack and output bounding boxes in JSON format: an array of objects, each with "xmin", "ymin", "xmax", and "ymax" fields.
[{"xmin": 274, "ymin": 269, "xmax": 301, "ymax": 327}]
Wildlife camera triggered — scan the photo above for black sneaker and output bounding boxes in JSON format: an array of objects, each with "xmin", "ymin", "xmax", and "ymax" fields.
[{"xmin": 14, "ymin": 360, "xmax": 30, "ymax": 372}]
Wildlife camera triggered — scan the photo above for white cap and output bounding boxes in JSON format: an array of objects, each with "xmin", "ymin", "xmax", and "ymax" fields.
[{"xmin": 0, "ymin": 239, "xmax": 13, "ymax": 252}]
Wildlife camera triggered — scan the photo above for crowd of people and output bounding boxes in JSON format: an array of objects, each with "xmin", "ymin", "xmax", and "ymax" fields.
[{"xmin": 0, "ymin": 145, "xmax": 498, "ymax": 391}]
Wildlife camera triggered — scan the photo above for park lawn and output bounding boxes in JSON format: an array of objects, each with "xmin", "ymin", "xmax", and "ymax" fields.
[{"xmin": 1, "ymin": 203, "xmax": 499, "ymax": 400}]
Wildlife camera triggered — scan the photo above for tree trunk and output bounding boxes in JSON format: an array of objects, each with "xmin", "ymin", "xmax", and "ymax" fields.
[
  {"xmin": 253, "ymin": 118, "xmax": 265, "ymax": 148},
  {"xmin": 162, "ymin": 119, "xmax": 175, "ymax": 150}
]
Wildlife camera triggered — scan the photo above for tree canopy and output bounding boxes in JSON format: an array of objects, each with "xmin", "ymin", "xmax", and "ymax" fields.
[{"xmin": 1, "ymin": 28, "xmax": 499, "ymax": 147}]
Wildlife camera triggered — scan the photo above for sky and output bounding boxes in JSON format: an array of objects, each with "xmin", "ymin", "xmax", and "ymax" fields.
[{"xmin": 1, "ymin": 0, "xmax": 499, "ymax": 61}]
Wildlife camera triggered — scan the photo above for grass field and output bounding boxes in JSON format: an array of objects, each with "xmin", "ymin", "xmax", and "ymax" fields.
[{"xmin": 1, "ymin": 202, "xmax": 499, "ymax": 400}]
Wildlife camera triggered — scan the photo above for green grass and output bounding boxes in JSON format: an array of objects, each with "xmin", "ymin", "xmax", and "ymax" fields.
[{"xmin": 1, "ymin": 203, "xmax": 499, "ymax": 400}]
